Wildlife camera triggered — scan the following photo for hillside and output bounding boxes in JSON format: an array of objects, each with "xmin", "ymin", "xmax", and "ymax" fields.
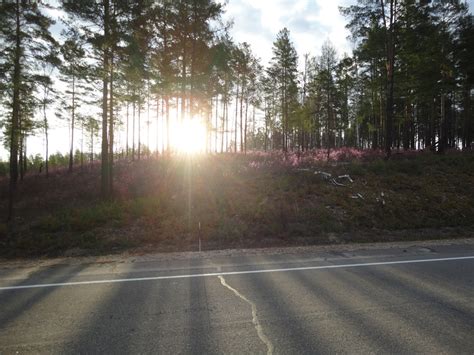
[{"xmin": 1, "ymin": 150, "xmax": 473, "ymax": 258}]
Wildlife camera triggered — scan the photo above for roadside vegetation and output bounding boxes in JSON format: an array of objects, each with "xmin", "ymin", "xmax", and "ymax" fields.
[{"xmin": 1, "ymin": 150, "xmax": 472, "ymax": 257}]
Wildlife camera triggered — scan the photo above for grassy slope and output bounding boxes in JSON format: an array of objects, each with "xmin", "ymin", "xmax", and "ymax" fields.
[{"xmin": 1, "ymin": 150, "xmax": 473, "ymax": 257}]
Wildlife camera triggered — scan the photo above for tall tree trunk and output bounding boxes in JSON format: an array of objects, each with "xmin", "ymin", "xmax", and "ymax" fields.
[
  {"xmin": 244, "ymin": 98, "xmax": 249, "ymax": 154},
  {"xmin": 8, "ymin": 0, "xmax": 21, "ymax": 222},
  {"xmin": 403, "ymin": 100, "xmax": 410, "ymax": 150},
  {"xmin": 132, "ymin": 98, "xmax": 136, "ymax": 160},
  {"xmin": 90, "ymin": 123, "xmax": 94, "ymax": 166},
  {"xmin": 215, "ymin": 95, "xmax": 218, "ymax": 153},
  {"xmin": 18, "ymin": 132, "xmax": 23, "ymax": 181},
  {"xmin": 159, "ymin": 97, "xmax": 164, "ymax": 155},
  {"xmin": 146, "ymin": 81, "xmax": 150, "ymax": 157},
  {"xmin": 264, "ymin": 101, "xmax": 268, "ymax": 152},
  {"xmin": 381, "ymin": 0, "xmax": 396, "ymax": 159},
  {"xmin": 240, "ymin": 83, "xmax": 244, "ymax": 152},
  {"xmin": 207, "ymin": 100, "xmax": 212, "ymax": 153},
  {"xmin": 138, "ymin": 96, "xmax": 141, "ymax": 160},
  {"xmin": 410, "ymin": 107, "xmax": 415, "ymax": 150},
  {"xmin": 43, "ymin": 102, "xmax": 49, "ymax": 177},
  {"xmin": 219, "ymin": 97, "xmax": 223, "ymax": 153},
  {"xmin": 69, "ymin": 73, "xmax": 75, "ymax": 173},
  {"xmin": 252, "ymin": 105, "xmax": 256, "ymax": 150},
  {"xmin": 156, "ymin": 96, "xmax": 161, "ymax": 155},
  {"xmin": 462, "ymin": 85, "xmax": 471, "ymax": 150},
  {"xmin": 430, "ymin": 97, "xmax": 436, "ymax": 149},
  {"xmin": 162, "ymin": 2, "xmax": 170, "ymax": 155},
  {"xmin": 234, "ymin": 84, "xmax": 239, "ymax": 153},
  {"xmin": 24, "ymin": 137, "xmax": 27, "ymax": 176},
  {"xmin": 80, "ymin": 123, "xmax": 84, "ymax": 170},
  {"xmin": 126, "ymin": 100, "xmax": 129, "ymax": 158},
  {"xmin": 181, "ymin": 37, "xmax": 187, "ymax": 122},
  {"xmin": 21, "ymin": 136, "xmax": 26, "ymax": 180},
  {"xmin": 108, "ymin": 46, "xmax": 114, "ymax": 195},
  {"xmin": 439, "ymin": 93, "xmax": 446, "ymax": 153},
  {"xmin": 190, "ymin": 18, "xmax": 196, "ymax": 119},
  {"xmin": 371, "ymin": 66, "xmax": 378, "ymax": 150},
  {"xmin": 166, "ymin": 97, "xmax": 170, "ymax": 154},
  {"xmin": 326, "ymin": 76, "xmax": 331, "ymax": 161},
  {"xmin": 221, "ymin": 82, "xmax": 227, "ymax": 153},
  {"xmin": 101, "ymin": 0, "xmax": 110, "ymax": 198},
  {"xmin": 282, "ymin": 79, "xmax": 286, "ymax": 152}
]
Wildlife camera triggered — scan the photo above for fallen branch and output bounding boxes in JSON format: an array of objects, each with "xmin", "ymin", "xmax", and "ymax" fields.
[
  {"xmin": 337, "ymin": 174, "xmax": 354, "ymax": 183},
  {"xmin": 314, "ymin": 171, "xmax": 332, "ymax": 180},
  {"xmin": 314, "ymin": 171, "xmax": 355, "ymax": 188},
  {"xmin": 331, "ymin": 178, "xmax": 346, "ymax": 187},
  {"xmin": 331, "ymin": 174, "xmax": 354, "ymax": 187}
]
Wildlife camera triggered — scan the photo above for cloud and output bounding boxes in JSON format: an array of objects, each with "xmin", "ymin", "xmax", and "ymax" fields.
[{"xmin": 222, "ymin": 0, "xmax": 353, "ymax": 68}]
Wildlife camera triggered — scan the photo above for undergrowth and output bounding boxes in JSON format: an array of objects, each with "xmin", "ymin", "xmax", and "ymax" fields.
[{"xmin": 1, "ymin": 149, "xmax": 473, "ymax": 257}]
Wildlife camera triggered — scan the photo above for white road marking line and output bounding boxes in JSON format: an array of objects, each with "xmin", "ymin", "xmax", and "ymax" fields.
[
  {"xmin": 0, "ymin": 255, "xmax": 473, "ymax": 291},
  {"xmin": 219, "ymin": 275, "xmax": 274, "ymax": 355}
]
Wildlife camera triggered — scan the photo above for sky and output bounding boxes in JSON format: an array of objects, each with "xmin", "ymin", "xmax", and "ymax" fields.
[
  {"xmin": 222, "ymin": 0, "xmax": 474, "ymax": 66},
  {"xmin": 1, "ymin": 0, "xmax": 473, "ymax": 160},
  {"xmin": 222, "ymin": 0, "xmax": 354, "ymax": 68}
]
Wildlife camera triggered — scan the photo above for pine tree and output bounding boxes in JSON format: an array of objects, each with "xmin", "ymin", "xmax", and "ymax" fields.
[
  {"xmin": 0, "ymin": 0, "xmax": 56, "ymax": 222},
  {"xmin": 62, "ymin": 0, "xmax": 128, "ymax": 197},
  {"xmin": 38, "ymin": 48, "xmax": 61, "ymax": 177},
  {"xmin": 268, "ymin": 28, "xmax": 299, "ymax": 152},
  {"xmin": 59, "ymin": 28, "xmax": 89, "ymax": 173}
]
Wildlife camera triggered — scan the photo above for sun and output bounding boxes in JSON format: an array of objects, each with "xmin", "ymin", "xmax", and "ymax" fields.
[{"xmin": 170, "ymin": 117, "xmax": 207, "ymax": 154}]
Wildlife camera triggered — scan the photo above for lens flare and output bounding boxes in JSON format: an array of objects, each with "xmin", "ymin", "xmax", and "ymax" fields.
[{"xmin": 170, "ymin": 117, "xmax": 207, "ymax": 154}]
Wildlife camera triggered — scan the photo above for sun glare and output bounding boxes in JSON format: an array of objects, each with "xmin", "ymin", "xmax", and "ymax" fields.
[{"xmin": 171, "ymin": 117, "xmax": 207, "ymax": 154}]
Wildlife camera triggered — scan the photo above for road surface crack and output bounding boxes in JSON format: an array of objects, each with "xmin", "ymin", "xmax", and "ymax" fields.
[{"xmin": 218, "ymin": 275, "xmax": 274, "ymax": 355}]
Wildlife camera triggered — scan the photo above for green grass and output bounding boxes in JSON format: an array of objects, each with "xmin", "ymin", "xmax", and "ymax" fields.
[{"xmin": 33, "ymin": 201, "xmax": 125, "ymax": 233}]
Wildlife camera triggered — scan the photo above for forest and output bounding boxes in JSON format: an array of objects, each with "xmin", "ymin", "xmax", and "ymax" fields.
[{"xmin": 0, "ymin": 0, "xmax": 473, "ymax": 256}]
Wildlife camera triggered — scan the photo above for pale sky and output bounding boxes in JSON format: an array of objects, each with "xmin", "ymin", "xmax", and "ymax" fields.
[
  {"xmin": 222, "ymin": 0, "xmax": 354, "ymax": 67},
  {"xmin": 223, "ymin": 0, "xmax": 474, "ymax": 66},
  {"xmin": 1, "ymin": 0, "xmax": 473, "ymax": 160}
]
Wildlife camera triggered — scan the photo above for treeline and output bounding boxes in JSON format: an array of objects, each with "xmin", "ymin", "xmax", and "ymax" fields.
[
  {"xmin": 342, "ymin": 0, "xmax": 474, "ymax": 155},
  {"xmin": 0, "ymin": 151, "xmax": 103, "ymax": 178},
  {"xmin": 1, "ymin": 0, "xmax": 473, "ymax": 221},
  {"xmin": 263, "ymin": 1, "xmax": 474, "ymax": 155}
]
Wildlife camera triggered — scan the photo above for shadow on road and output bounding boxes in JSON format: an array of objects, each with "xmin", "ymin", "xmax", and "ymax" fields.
[
  {"xmin": 63, "ymin": 262, "xmax": 169, "ymax": 353},
  {"xmin": 233, "ymin": 255, "xmax": 333, "ymax": 354},
  {"xmin": 0, "ymin": 263, "xmax": 88, "ymax": 329}
]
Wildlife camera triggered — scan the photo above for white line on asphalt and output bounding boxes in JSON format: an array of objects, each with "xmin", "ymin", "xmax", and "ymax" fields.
[{"xmin": 1, "ymin": 255, "xmax": 473, "ymax": 291}]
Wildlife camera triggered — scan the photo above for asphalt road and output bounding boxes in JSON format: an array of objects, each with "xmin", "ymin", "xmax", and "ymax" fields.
[{"xmin": 0, "ymin": 241, "xmax": 473, "ymax": 354}]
